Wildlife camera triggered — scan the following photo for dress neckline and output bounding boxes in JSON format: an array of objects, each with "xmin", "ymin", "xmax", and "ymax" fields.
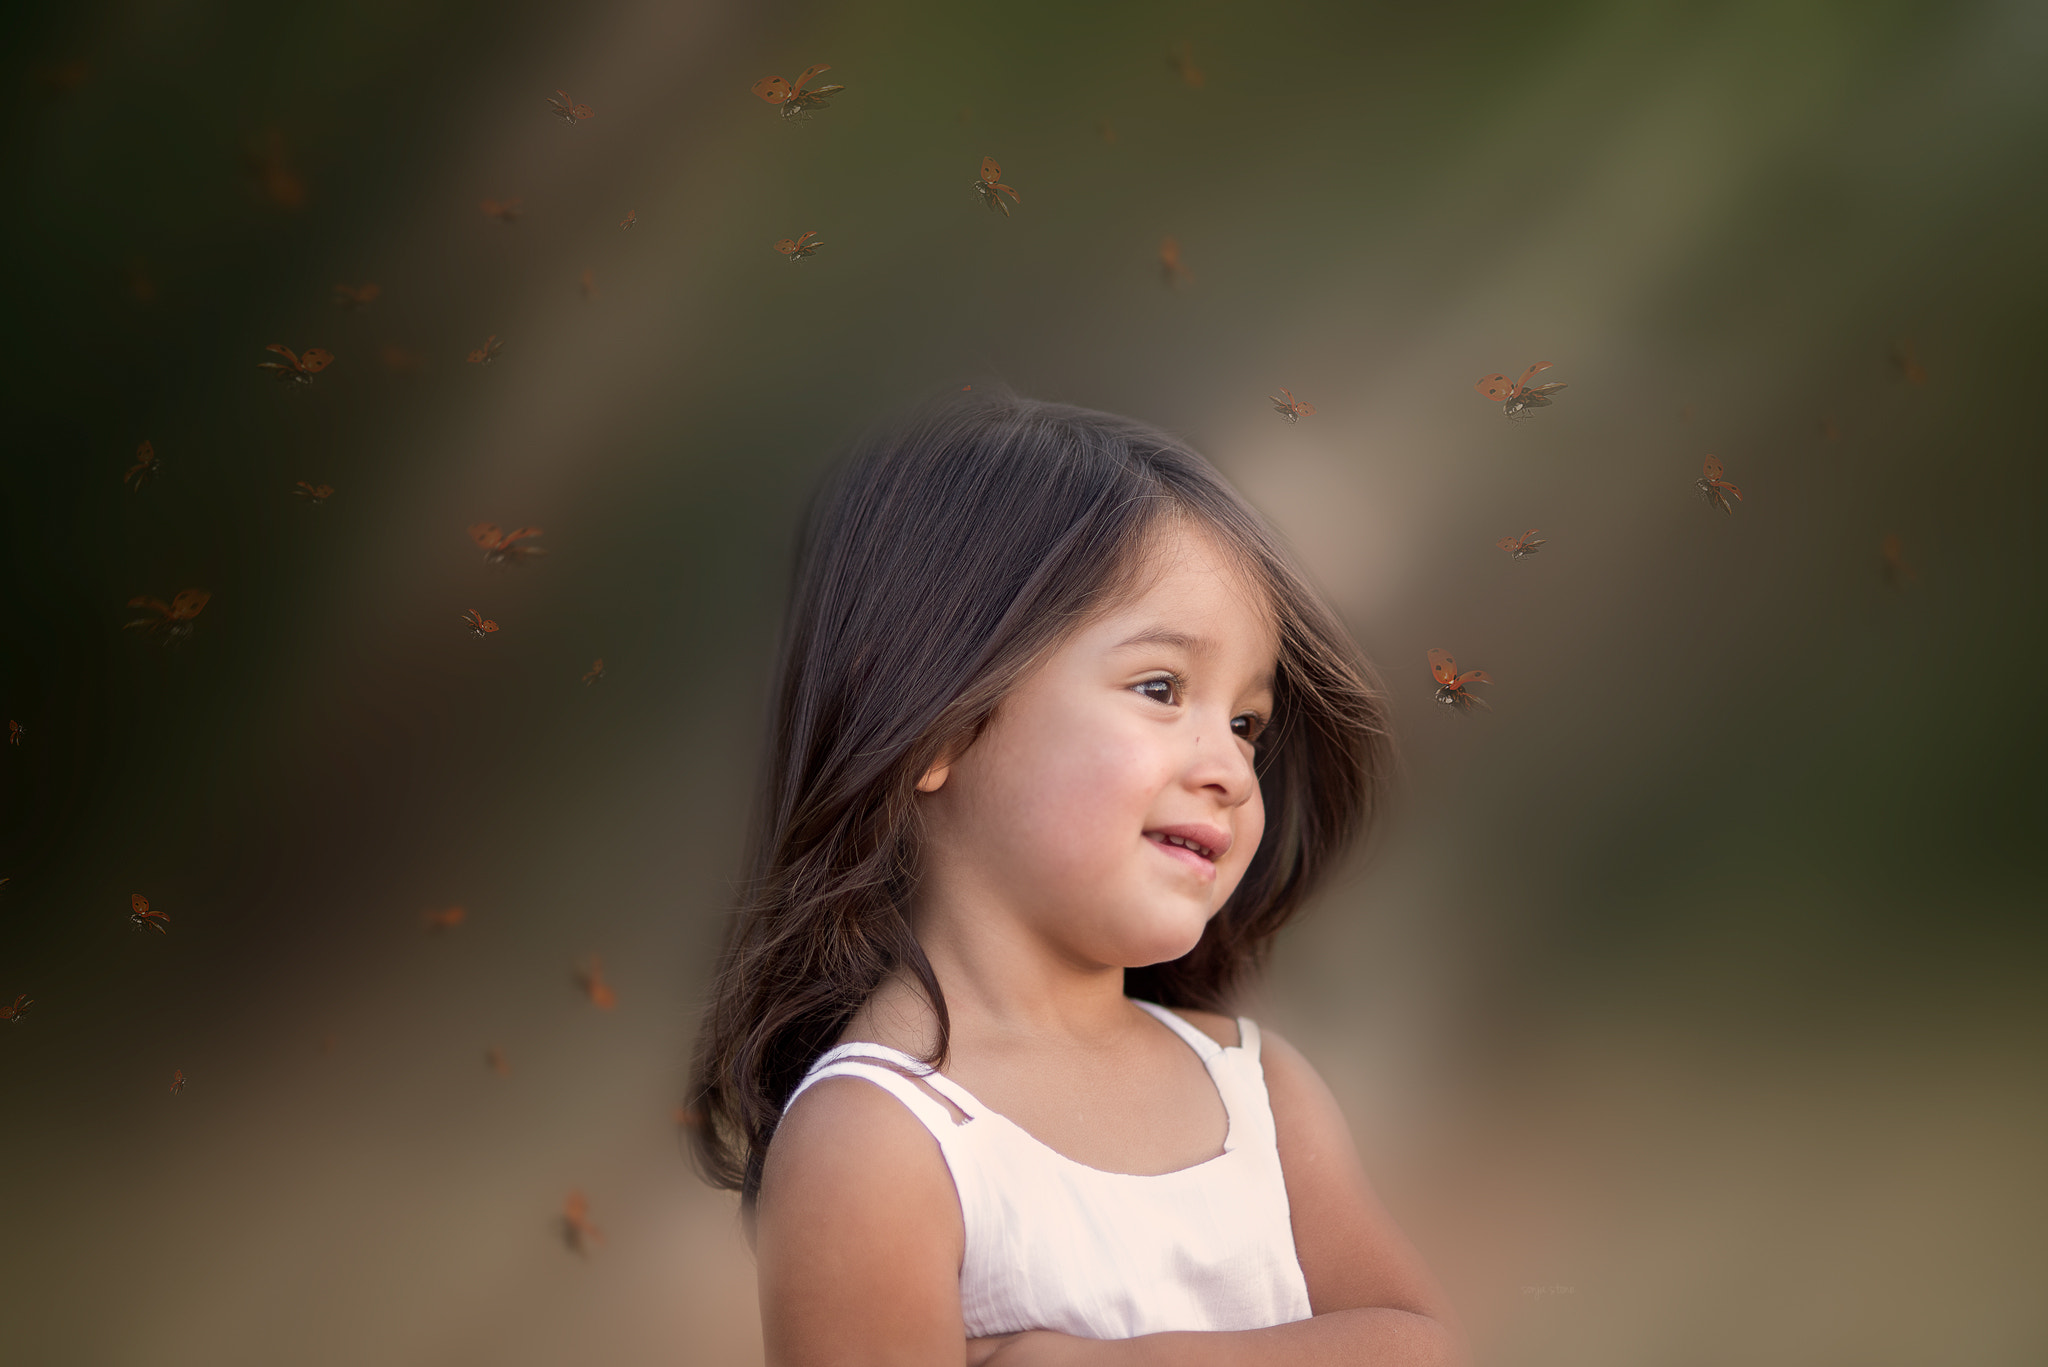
[{"xmin": 808, "ymin": 999, "xmax": 1245, "ymax": 1180}]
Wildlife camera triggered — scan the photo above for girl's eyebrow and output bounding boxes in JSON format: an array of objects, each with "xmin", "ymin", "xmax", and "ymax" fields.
[
  {"xmin": 1113, "ymin": 628, "xmax": 1205, "ymax": 654},
  {"xmin": 1110, "ymin": 628, "xmax": 1275, "ymax": 695}
]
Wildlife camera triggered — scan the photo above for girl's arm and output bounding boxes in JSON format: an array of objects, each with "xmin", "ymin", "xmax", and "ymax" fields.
[
  {"xmin": 756, "ymin": 1074, "xmax": 974, "ymax": 1365},
  {"xmin": 972, "ymin": 1025, "xmax": 1465, "ymax": 1367}
]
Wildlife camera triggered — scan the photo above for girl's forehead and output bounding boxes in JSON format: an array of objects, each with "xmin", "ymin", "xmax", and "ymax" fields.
[{"xmin": 1096, "ymin": 522, "xmax": 1280, "ymax": 657}]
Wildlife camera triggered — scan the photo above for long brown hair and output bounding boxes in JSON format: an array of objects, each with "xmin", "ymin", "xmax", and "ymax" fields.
[{"xmin": 687, "ymin": 389, "xmax": 1390, "ymax": 1203}]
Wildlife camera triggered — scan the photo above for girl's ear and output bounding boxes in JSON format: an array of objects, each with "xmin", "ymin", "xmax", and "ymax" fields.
[{"xmin": 916, "ymin": 732, "xmax": 970, "ymax": 793}]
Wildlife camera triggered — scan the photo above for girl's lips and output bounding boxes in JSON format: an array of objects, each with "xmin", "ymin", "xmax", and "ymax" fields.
[
  {"xmin": 1143, "ymin": 823, "xmax": 1231, "ymax": 860},
  {"xmin": 1146, "ymin": 833, "xmax": 1217, "ymax": 880}
]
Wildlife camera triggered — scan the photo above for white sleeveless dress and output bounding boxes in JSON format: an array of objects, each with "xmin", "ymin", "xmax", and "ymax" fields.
[{"xmin": 784, "ymin": 999, "xmax": 1313, "ymax": 1340}]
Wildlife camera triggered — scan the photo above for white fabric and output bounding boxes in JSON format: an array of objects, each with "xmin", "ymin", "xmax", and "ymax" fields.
[{"xmin": 785, "ymin": 999, "xmax": 1313, "ymax": 1340}]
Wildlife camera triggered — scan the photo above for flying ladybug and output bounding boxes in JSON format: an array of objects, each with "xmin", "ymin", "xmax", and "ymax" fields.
[
  {"xmin": 751, "ymin": 64, "xmax": 845, "ymax": 120},
  {"xmin": 973, "ymin": 157, "xmax": 1021, "ymax": 216},
  {"xmin": 423, "ymin": 905, "xmax": 466, "ymax": 932},
  {"xmin": 332, "ymin": 283, "xmax": 380, "ymax": 309},
  {"xmin": 470, "ymin": 523, "xmax": 545, "ymax": 565},
  {"xmin": 1, "ymin": 994, "xmax": 31, "ymax": 1024},
  {"xmin": 169, "ymin": 1069, "xmax": 186, "ymax": 1095},
  {"xmin": 619, "ymin": 208, "xmax": 637, "ymax": 229},
  {"xmin": 561, "ymin": 1189, "xmax": 604, "ymax": 1253},
  {"xmin": 461, "ymin": 609, "xmax": 498, "ymax": 637},
  {"xmin": 246, "ymin": 129, "xmax": 305, "ymax": 210},
  {"xmin": 480, "ymin": 198, "xmax": 523, "ymax": 223},
  {"xmin": 131, "ymin": 893, "xmax": 170, "ymax": 933},
  {"xmin": 1159, "ymin": 236, "xmax": 1191, "ymax": 289},
  {"xmin": 258, "ymin": 343, "xmax": 333, "ymax": 384},
  {"xmin": 1889, "ymin": 339, "xmax": 1926, "ymax": 385},
  {"xmin": 1474, "ymin": 362, "xmax": 1566, "ymax": 419},
  {"xmin": 294, "ymin": 481, "xmax": 334, "ymax": 503},
  {"xmin": 1880, "ymin": 533, "xmax": 1916, "ymax": 590},
  {"xmin": 1269, "ymin": 389, "xmax": 1315, "ymax": 423},
  {"xmin": 1697, "ymin": 455, "xmax": 1743, "ymax": 513},
  {"xmin": 467, "ymin": 334, "xmax": 502, "ymax": 364},
  {"xmin": 7, "ymin": 720, "xmax": 20, "ymax": 745},
  {"xmin": 125, "ymin": 440, "xmax": 161, "ymax": 489},
  {"xmin": 1497, "ymin": 529, "xmax": 1546, "ymax": 558},
  {"xmin": 1428, "ymin": 648, "xmax": 1492, "ymax": 712},
  {"xmin": 583, "ymin": 658, "xmax": 606, "ymax": 685},
  {"xmin": 126, "ymin": 589, "xmax": 211, "ymax": 641},
  {"xmin": 577, "ymin": 954, "xmax": 617, "ymax": 1010},
  {"xmin": 546, "ymin": 89, "xmax": 594, "ymax": 125},
  {"xmin": 775, "ymin": 231, "xmax": 822, "ymax": 260}
]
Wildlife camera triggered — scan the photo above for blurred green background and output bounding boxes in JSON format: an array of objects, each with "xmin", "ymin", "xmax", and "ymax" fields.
[{"xmin": 3, "ymin": 0, "xmax": 2044, "ymax": 1363}]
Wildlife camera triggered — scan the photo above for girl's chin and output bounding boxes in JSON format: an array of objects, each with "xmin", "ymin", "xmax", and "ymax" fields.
[{"xmin": 1093, "ymin": 903, "xmax": 1216, "ymax": 969}]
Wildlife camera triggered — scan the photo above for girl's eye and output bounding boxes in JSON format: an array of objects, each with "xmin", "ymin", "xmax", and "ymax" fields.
[
  {"xmin": 1136, "ymin": 676, "xmax": 1267, "ymax": 743},
  {"xmin": 1134, "ymin": 676, "xmax": 1180, "ymax": 706}
]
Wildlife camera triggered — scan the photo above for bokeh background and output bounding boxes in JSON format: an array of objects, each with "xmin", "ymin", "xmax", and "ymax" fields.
[{"xmin": 4, "ymin": 0, "xmax": 2045, "ymax": 1363}]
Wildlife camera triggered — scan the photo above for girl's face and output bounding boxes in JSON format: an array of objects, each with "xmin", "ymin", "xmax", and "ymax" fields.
[{"xmin": 915, "ymin": 522, "xmax": 1280, "ymax": 972}]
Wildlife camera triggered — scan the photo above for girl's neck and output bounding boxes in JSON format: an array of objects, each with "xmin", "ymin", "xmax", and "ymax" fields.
[{"xmin": 854, "ymin": 897, "xmax": 1137, "ymax": 1059}]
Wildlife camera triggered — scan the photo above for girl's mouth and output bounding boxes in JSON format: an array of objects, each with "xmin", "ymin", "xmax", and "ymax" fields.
[
  {"xmin": 1146, "ymin": 831, "xmax": 1217, "ymax": 861},
  {"xmin": 1142, "ymin": 825, "xmax": 1228, "ymax": 879},
  {"xmin": 1145, "ymin": 834, "xmax": 1218, "ymax": 881}
]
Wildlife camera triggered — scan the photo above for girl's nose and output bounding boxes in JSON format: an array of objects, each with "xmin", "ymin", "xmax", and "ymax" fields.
[{"xmin": 1185, "ymin": 714, "xmax": 1258, "ymax": 806}]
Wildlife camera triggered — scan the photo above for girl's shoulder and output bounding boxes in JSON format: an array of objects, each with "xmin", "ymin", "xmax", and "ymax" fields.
[
  {"xmin": 770, "ymin": 1056, "xmax": 961, "ymax": 1173},
  {"xmin": 1161, "ymin": 1004, "xmax": 1325, "ymax": 1109},
  {"xmin": 758, "ymin": 1052, "xmax": 967, "ymax": 1265},
  {"xmin": 755, "ymin": 1057, "xmax": 973, "ymax": 1359},
  {"xmin": 1151, "ymin": 1004, "xmax": 1328, "ymax": 1078}
]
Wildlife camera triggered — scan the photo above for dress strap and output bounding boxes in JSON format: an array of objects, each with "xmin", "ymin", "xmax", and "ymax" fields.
[
  {"xmin": 791, "ymin": 1041, "xmax": 985, "ymax": 1119},
  {"xmin": 786, "ymin": 1058, "xmax": 977, "ymax": 1138},
  {"xmin": 1131, "ymin": 998, "xmax": 1224, "ymax": 1061},
  {"xmin": 1235, "ymin": 1016, "xmax": 1262, "ymax": 1061}
]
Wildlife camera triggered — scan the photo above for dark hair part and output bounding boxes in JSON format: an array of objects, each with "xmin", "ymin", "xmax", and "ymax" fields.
[{"xmin": 687, "ymin": 390, "xmax": 1389, "ymax": 1203}]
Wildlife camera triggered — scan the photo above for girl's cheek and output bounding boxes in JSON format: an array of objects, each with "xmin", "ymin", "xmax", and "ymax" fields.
[
  {"xmin": 1212, "ymin": 811, "xmax": 1261, "ymax": 897},
  {"xmin": 1027, "ymin": 741, "xmax": 1161, "ymax": 866},
  {"xmin": 1228, "ymin": 796, "xmax": 1266, "ymax": 884},
  {"xmin": 1009, "ymin": 705, "xmax": 1148, "ymax": 796}
]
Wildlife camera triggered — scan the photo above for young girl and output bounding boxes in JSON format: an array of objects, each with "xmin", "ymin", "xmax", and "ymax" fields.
[{"xmin": 688, "ymin": 392, "xmax": 1461, "ymax": 1366}]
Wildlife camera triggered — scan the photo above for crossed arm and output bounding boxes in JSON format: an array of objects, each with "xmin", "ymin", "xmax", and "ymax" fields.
[{"xmin": 755, "ymin": 1027, "xmax": 1465, "ymax": 1367}]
